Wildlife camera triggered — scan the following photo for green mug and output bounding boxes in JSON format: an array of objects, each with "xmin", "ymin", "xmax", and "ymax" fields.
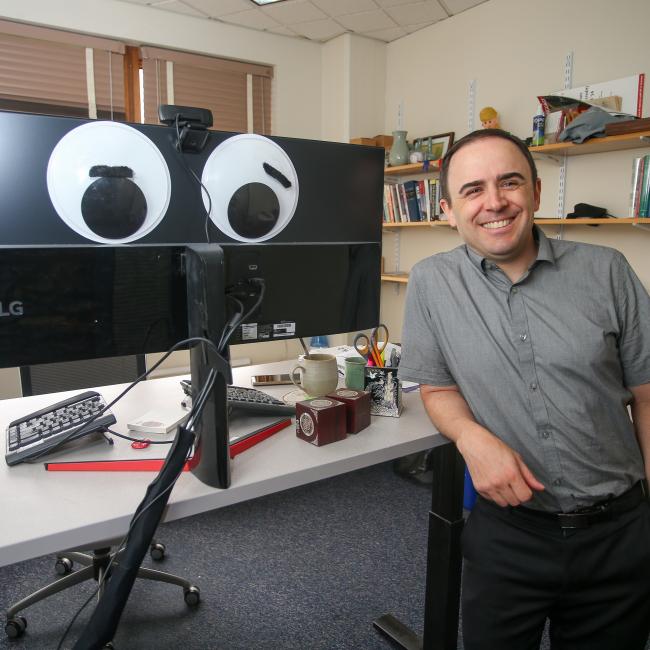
[{"xmin": 344, "ymin": 356, "xmax": 366, "ymax": 391}]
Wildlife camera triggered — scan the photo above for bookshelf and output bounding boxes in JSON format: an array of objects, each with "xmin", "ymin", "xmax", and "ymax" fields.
[
  {"xmin": 381, "ymin": 134, "xmax": 650, "ymax": 286},
  {"xmin": 529, "ymin": 130, "xmax": 650, "ymax": 158}
]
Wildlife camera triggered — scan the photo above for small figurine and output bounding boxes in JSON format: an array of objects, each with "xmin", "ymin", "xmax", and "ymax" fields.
[{"xmin": 479, "ymin": 106, "xmax": 500, "ymax": 129}]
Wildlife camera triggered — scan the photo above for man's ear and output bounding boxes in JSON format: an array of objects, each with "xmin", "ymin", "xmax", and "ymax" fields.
[
  {"xmin": 533, "ymin": 177, "xmax": 542, "ymax": 212},
  {"xmin": 440, "ymin": 198, "xmax": 456, "ymax": 227}
]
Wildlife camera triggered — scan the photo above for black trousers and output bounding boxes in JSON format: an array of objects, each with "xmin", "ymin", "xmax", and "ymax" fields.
[{"xmin": 461, "ymin": 492, "xmax": 650, "ymax": 650}]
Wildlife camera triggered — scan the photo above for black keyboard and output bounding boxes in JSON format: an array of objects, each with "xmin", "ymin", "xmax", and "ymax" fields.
[
  {"xmin": 5, "ymin": 390, "xmax": 116, "ymax": 466},
  {"xmin": 227, "ymin": 386, "xmax": 295, "ymax": 417},
  {"xmin": 180, "ymin": 380, "xmax": 295, "ymax": 417}
]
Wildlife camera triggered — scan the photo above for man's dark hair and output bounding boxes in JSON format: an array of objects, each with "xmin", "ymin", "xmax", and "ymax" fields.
[{"xmin": 439, "ymin": 128, "xmax": 538, "ymax": 203}]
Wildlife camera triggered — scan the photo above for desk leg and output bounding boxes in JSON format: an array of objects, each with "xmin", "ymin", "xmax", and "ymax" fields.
[{"xmin": 373, "ymin": 441, "xmax": 465, "ymax": 650}]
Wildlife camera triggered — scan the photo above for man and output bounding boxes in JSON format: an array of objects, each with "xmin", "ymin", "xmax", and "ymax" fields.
[{"xmin": 399, "ymin": 128, "xmax": 650, "ymax": 650}]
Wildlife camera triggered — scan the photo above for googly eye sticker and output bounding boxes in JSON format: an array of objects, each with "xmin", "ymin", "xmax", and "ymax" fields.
[
  {"xmin": 47, "ymin": 122, "xmax": 171, "ymax": 243},
  {"xmin": 201, "ymin": 134, "xmax": 299, "ymax": 242}
]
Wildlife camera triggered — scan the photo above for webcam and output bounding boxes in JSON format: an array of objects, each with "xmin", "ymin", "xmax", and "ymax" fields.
[{"xmin": 158, "ymin": 104, "xmax": 213, "ymax": 153}]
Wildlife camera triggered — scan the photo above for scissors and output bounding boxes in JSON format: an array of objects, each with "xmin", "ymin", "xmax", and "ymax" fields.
[{"xmin": 353, "ymin": 324, "xmax": 389, "ymax": 367}]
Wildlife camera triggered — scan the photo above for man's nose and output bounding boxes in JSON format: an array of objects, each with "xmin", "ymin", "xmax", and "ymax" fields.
[{"xmin": 485, "ymin": 184, "xmax": 508, "ymax": 210}]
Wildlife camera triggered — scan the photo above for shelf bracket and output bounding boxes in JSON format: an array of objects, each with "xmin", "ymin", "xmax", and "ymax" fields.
[
  {"xmin": 556, "ymin": 154, "xmax": 568, "ymax": 219},
  {"xmin": 531, "ymin": 152, "xmax": 562, "ymax": 165}
]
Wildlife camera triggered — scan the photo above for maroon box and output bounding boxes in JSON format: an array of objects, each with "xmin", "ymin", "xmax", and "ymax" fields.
[
  {"xmin": 296, "ymin": 398, "xmax": 347, "ymax": 446},
  {"xmin": 325, "ymin": 389, "xmax": 371, "ymax": 434}
]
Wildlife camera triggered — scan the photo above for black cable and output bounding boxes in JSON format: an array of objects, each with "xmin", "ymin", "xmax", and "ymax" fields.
[
  {"xmin": 26, "ymin": 336, "xmax": 221, "ymax": 463},
  {"xmin": 174, "ymin": 114, "xmax": 213, "ymax": 243},
  {"xmin": 218, "ymin": 279, "xmax": 266, "ymax": 351},
  {"xmin": 106, "ymin": 428, "xmax": 175, "ymax": 445},
  {"xmin": 57, "ymin": 368, "xmax": 216, "ymax": 649}
]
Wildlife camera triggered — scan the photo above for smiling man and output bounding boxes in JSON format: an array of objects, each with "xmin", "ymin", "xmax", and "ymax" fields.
[{"xmin": 399, "ymin": 129, "xmax": 650, "ymax": 650}]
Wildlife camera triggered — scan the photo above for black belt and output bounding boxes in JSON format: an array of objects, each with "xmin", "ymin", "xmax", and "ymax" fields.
[{"xmin": 516, "ymin": 480, "xmax": 649, "ymax": 530}]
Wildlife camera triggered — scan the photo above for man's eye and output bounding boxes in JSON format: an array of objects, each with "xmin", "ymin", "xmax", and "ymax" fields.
[
  {"xmin": 464, "ymin": 187, "xmax": 481, "ymax": 196},
  {"xmin": 501, "ymin": 179, "xmax": 521, "ymax": 189}
]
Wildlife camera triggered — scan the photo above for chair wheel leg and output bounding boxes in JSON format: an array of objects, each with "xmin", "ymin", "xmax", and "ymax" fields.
[
  {"xmin": 150, "ymin": 542, "xmax": 166, "ymax": 562},
  {"xmin": 55, "ymin": 557, "xmax": 74, "ymax": 575},
  {"xmin": 5, "ymin": 615, "xmax": 27, "ymax": 639},
  {"xmin": 184, "ymin": 585, "xmax": 200, "ymax": 607}
]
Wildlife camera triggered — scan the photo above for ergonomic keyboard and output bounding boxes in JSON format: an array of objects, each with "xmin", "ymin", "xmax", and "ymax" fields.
[
  {"xmin": 5, "ymin": 390, "xmax": 116, "ymax": 466},
  {"xmin": 227, "ymin": 385, "xmax": 296, "ymax": 416},
  {"xmin": 180, "ymin": 380, "xmax": 295, "ymax": 417}
]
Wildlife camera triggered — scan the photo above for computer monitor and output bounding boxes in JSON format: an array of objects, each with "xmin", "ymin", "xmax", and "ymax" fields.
[{"xmin": 0, "ymin": 110, "xmax": 384, "ymax": 488}]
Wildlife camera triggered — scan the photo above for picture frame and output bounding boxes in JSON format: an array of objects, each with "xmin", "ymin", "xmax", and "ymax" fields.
[{"xmin": 412, "ymin": 132, "xmax": 455, "ymax": 161}]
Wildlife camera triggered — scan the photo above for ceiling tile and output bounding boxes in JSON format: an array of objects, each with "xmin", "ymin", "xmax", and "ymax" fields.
[
  {"xmin": 336, "ymin": 9, "xmax": 396, "ymax": 32},
  {"xmin": 385, "ymin": 1, "xmax": 446, "ymax": 26},
  {"xmin": 220, "ymin": 8, "xmax": 284, "ymax": 29},
  {"xmin": 310, "ymin": 0, "xmax": 377, "ymax": 16},
  {"xmin": 184, "ymin": 0, "xmax": 251, "ymax": 17},
  {"xmin": 291, "ymin": 17, "xmax": 346, "ymax": 40},
  {"xmin": 264, "ymin": 23, "xmax": 300, "ymax": 36},
  {"xmin": 151, "ymin": 1, "xmax": 209, "ymax": 17},
  {"xmin": 260, "ymin": 0, "xmax": 328, "ymax": 25},
  {"xmin": 361, "ymin": 25, "xmax": 408, "ymax": 41},
  {"xmin": 443, "ymin": 0, "xmax": 487, "ymax": 13},
  {"xmin": 374, "ymin": 0, "xmax": 423, "ymax": 7},
  {"xmin": 403, "ymin": 19, "xmax": 438, "ymax": 33}
]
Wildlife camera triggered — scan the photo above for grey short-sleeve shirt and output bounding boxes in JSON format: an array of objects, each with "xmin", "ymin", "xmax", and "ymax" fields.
[{"xmin": 399, "ymin": 227, "xmax": 650, "ymax": 512}]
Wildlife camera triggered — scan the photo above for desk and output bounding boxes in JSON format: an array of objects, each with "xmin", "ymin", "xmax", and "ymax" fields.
[{"xmin": 0, "ymin": 360, "xmax": 443, "ymax": 569}]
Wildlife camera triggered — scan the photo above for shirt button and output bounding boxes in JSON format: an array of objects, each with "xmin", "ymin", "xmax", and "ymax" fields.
[
  {"xmin": 541, "ymin": 430, "xmax": 550, "ymax": 439},
  {"xmin": 553, "ymin": 479, "xmax": 562, "ymax": 486},
  {"xmin": 520, "ymin": 333, "xmax": 528, "ymax": 341},
  {"xmin": 529, "ymin": 382, "xmax": 537, "ymax": 390},
  {"xmin": 512, "ymin": 288, "xmax": 518, "ymax": 294}
]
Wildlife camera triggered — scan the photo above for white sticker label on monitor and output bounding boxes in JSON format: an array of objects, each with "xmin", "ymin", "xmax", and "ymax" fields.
[
  {"xmin": 273, "ymin": 322, "xmax": 296, "ymax": 337},
  {"xmin": 241, "ymin": 323, "xmax": 258, "ymax": 340}
]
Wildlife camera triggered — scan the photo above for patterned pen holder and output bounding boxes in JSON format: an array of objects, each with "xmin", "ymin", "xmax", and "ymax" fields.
[{"xmin": 365, "ymin": 366, "xmax": 402, "ymax": 417}]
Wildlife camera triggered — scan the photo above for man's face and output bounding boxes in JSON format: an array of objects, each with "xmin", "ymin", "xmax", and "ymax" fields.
[{"xmin": 440, "ymin": 137, "xmax": 541, "ymax": 266}]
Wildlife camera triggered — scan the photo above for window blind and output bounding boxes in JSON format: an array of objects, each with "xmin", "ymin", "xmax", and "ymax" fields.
[
  {"xmin": 141, "ymin": 46, "xmax": 272, "ymax": 134},
  {"xmin": 0, "ymin": 19, "xmax": 125, "ymax": 119}
]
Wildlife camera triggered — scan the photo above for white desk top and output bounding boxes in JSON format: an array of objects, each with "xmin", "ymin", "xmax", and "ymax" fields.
[{"xmin": 0, "ymin": 361, "xmax": 440, "ymax": 568}]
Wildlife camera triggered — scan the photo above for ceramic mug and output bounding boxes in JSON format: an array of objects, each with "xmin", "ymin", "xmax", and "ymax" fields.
[
  {"xmin": 290, "ymin": 353, "xmax": 338, "ymax": 397},
  {"xmin": 344, "ymin": 356, "xmax": 366, "ymax": 391}
]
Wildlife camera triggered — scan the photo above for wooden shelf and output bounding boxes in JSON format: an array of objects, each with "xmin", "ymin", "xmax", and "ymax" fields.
[
  {"xmin": 381, "ymin": 273, "xmax": 410, "ymax": 284},
  {"xmin": 529, "ymin": 131, "xmax": 650, "ymax": 157},
  {"xmin": 535, "ymin": 217, "xmax": 650, "ymax": 224},
  {"xmin": 382, "ymin": 218, "xmax": 650, "ymax": 229},
  {"xmin": 383, "ymin": 221, "xmax": 451, "ymax": 228},
  {"xmin": 384, "ymin": 161, "xmax": 440, "ymax": 176}
]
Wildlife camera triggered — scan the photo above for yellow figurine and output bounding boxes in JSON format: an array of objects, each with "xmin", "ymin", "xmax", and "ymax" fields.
[{"xmin": 479, "ymin": 106, "xmax": 500, "ymax": 129}]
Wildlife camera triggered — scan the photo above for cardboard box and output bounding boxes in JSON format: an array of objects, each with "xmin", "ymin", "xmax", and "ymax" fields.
[
  {"xmin": 374, "ymin": 134, "xmax": 394, "ymax": 150},
  {"xmin": 350, "ymin": 137, "xmax": 377, "ymax": 146}
]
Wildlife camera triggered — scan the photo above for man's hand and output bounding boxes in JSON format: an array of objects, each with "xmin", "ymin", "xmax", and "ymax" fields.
[
  {"xmin": 457, "ymin": 427, "xmax": 544, "ymax": 507},
  {"xmin": 419, "ymin": 384, "xmax": 544, "ymax": 508}
]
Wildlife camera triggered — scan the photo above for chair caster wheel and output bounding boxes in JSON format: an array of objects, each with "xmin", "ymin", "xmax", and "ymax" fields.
[
  {"xmin": 150, "ymin": 542, "xmax": 166, "ymax": 562},
  {"xmin": 103, "ymin": 642, "xmax": 115, "ymax": 649},
  {"xmin": 184, "ymin": 585, "xmax": 200, "ymax": 606},
  {"xmin": 5, "ymin": 615, "xmax": 27, "ymax": 639},
  {"xmin": 55, "ymin": 557, "xmax": 74, "ymax": 575}
]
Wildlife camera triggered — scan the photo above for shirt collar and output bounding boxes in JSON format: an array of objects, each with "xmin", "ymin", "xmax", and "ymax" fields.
[{"xmin": 465, "ymin": 224, "xmax": 556, "ymax": 272}]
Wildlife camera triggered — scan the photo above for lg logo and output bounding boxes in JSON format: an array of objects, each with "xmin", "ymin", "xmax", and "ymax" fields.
[{"xmin": 0, "ymin": 301, "xmax": 23, "ymax": 317}]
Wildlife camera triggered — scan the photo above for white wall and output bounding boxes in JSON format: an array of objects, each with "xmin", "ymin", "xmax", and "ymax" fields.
[
  {"xmin": 380, "ymin": 0, "xmax": 650, "ymax": 339},
  {"xmin": 0, "ymin": 0, "xmax": 322, "ymax": 140}
]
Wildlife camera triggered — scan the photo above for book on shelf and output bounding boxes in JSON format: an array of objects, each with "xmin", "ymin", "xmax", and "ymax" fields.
[
  {"xmin": 403, "ymin": 180, "xmax": 422, "ymax": 221},
  {"xmin": 629, "ymin": 156, "xmax": 645, "ymax": 218},
  {"xmin": 639, "ymin": 154, "xmax": 650, "ymax": 218}
]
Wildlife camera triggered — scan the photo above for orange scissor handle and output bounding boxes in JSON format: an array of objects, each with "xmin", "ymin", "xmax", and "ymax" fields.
[{"xmin": 353, "ymin": 333, "xmax": 380, "ymax": 366}]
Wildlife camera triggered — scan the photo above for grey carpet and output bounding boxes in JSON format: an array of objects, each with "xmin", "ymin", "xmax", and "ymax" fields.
[{"xmin": 0, "ymin": 461, "xmax": 646, "ymax": 649}]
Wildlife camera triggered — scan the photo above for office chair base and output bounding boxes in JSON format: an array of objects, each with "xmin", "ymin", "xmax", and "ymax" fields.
[{"xmin": 4, "ymin": 546, "xmax": 200, "ymax": 640}]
